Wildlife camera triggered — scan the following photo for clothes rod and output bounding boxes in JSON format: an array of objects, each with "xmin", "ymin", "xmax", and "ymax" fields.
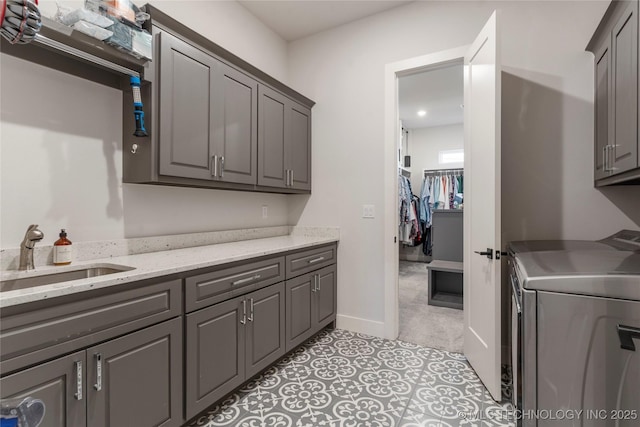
[
  {"xmin": 423, "ymin": 168, "xmax": 463, "ymax": 176},
  {"xmin": 34, "ymin": 34, "xmax": 141, "ymax": 78}
]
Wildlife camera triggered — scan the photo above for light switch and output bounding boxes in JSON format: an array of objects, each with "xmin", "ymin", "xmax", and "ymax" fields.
[{"xmin": 362, "ymin": 204, "xmax": 375, "ymax": 218}]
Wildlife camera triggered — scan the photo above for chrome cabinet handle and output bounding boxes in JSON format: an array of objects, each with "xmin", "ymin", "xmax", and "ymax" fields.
[
  {"xmin": 231, "ymin": 274, "xmax": 261, "ymax": 286},
  {"xmin": 285, "ymin": 169, "xmax": 290, "ymax": 186},
  {"xmin": 603, "ymin": 146, "xmax": 608, "ymax": 173},
  {"xmin": 212, "ymin": 155, "xmax": 218, "ymax": 177},
  {"xmin": 312, "ymin": 275, "xmax": 317, "ymax": 292},
  {"xmin": 75, "ymin": 361, "xmax": 83, "ymax": 400},
  {"xmin": 290, "ymin": 170, "xmax": 294, "ymax": 186},
  {"xmin": 316, "ymin": 274, "xmax": 321, "ymax": 292},
  {"xmin": 248, "ymin": 298, "xmax": 254, "ymax": 322},
  {"xmin": 93, "ymin": 353, "xmax": 102, "ymax": 391},
  {"xmin": 308, "ymin": 256, "xmax": 325, "ymax": 264},
  {"xmin": 220, "ymin": 156, "xmax": 225, "ymax": 178},
  {"xmin": 240, "ymin": 300, "xmax": 247, "ymax": 325}
]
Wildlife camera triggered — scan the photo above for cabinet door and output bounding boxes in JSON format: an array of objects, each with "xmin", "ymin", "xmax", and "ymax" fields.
[
  {"xmin": 285, "ymin": 273, "xmax": 315, "ymax": 351},
  {"xmin": 246, "ymin": 283, "xmax": 286, "ymax": 378},
  {"xmin": 611, "ymin": 1, "xmax": 638, "ymax": 175},
  {"xmin": 288, "ymin": 103, "xmax": 312, "ymax": 191},
  {"xmin": 159, "ymin": 31, "xmax": 218, "ymax": 180},
  {"xmin": 258, "ymin": 85, "xmax": 288, "ymax": 188},
  {"xmin": 315, "ymin": 265, "xmax": 337, "ymax": 328},
  {"xmin": 0, "ymin": 351, "xmax": 86, "ymax": 427},
  {"xmin": 186, "ymin": 296, "xmax": 246, "ymax": 419},
  {"xmin": 212, "ymin": 63, "xmax": 258, "ymax": 185},
  {"xmin": 87, "ymin": 317, "xmax": 183, "ymax": 427},
  {"xmin": 594, "ymin": 36, "xmax": 611, "ymax": 181}
]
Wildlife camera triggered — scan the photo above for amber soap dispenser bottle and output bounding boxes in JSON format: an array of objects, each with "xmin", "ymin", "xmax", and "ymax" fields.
[{"xmin": 53, "ymin": 229, "xmax": 73, "ymax": 266}]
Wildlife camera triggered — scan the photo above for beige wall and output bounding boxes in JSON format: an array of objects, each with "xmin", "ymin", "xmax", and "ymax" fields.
[
  {"xmin": 287, "ymin": 0, "xmax": 640, "ymax": 334},
  {"xmin": 0, "ymin": 0, "xmax": 290, "ymax": 248}
]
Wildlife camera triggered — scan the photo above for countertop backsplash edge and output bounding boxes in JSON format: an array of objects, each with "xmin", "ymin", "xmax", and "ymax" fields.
[{"xmin": 1, "ymin": 226, "xmax": 339, "ymax": 272}]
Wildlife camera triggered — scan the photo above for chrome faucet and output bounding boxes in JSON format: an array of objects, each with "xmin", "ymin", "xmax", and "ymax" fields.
[{"xmin": 19, "ymin": 224, "xmax": 44, "ymax": 271}]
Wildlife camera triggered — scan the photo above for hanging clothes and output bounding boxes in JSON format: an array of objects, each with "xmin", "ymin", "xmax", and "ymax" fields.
[{"xmin": 399, "ymin": 174, "xmax": 419, "ymax": 245}]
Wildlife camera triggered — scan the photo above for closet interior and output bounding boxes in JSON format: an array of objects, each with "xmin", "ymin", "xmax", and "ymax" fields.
[{"xmin": 396, "ymin": 64, "xmax": 465, "ymax": 353}]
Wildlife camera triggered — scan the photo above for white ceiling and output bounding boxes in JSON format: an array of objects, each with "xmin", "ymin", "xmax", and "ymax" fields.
[
  {"xmin": 399, "ymin": 65, "xmax": 464, "ymax": 129},
  {"xmin": 238, "ymin": 0, "xmax": 413, "ymax": 41}
]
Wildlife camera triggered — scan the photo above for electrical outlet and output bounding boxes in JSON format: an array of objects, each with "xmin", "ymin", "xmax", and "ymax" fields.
[
  {"xmin": 362, "ymin": 204, "xmax": 375, "ymax": 218},
  {"xmin": 262, "ymin": 205, "xmax": 268, "ymax": 219}
]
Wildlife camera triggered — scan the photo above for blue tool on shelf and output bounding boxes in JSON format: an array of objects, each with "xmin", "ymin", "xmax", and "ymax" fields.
[
  {"xmin": 0, "ymin": 397, "xmax": 45, "ymax": 427},
  {"xmin": 130, "ymin": 75, "xmax": 148, "ymax": 137}
]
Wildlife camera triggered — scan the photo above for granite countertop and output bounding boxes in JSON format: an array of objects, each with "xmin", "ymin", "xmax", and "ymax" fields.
[{"xmin": 0, "ymin": 231, "xmax": 338, "ymax": 309}]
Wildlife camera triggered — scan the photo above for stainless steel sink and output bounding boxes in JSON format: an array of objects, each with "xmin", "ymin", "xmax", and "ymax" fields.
[{"xmin": 0, "ymin": 264, "xmax": 135, "ymax": 292}]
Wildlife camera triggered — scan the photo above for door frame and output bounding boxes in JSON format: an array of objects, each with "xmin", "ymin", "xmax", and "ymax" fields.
[{"xmin": 383, "ymin": 46, "xmax": 469, "ymax": 340}]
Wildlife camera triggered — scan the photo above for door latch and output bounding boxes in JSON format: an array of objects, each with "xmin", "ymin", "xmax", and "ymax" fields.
[{"xmin": 474, "ymin": 248, "xmax": 494, "ymax": 260}]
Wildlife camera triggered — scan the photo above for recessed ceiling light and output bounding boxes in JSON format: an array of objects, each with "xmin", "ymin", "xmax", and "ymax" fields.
[{"xmin": 417, "ymin": 110, "xmax": 427, "ymax": 117}]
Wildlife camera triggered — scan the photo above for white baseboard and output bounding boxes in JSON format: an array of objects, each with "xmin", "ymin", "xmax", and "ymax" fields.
[{"xmin": 336, "ymin": 314, "xmax": 386, "ymax": 338}]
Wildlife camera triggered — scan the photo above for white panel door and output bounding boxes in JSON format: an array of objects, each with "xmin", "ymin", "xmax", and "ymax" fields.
[{"xmin": 463, "ymin": 10, "xmax": 502, "ymax": 401}]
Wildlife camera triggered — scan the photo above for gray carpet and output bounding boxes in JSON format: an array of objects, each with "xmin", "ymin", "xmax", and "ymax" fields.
[{"xmin": 398, "ymin": 260, "xmax": 464, "ymax": 353}]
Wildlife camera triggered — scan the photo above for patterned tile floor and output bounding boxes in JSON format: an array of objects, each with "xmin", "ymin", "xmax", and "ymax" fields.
[{"xmin": 186, "ymin": 329, "xmax": 515, "ymax": 427}]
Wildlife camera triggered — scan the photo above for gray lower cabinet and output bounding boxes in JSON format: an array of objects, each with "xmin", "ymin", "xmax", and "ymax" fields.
[
  {"xmin": 86, "ymin": 317, "xmax": 183, "ymax": 427},
  {"xmin": 285, "ymin": 264, "xmax": 337, "ymax": 352},
  {"xmin": 0, "ymin": 350, "xmax": 86, "ymax": 427},
  {"xmin": 185, "ymin": 282, "xmax": 285, "ymax": 420},
  {"xmin": 258, "ymin": 85, "xmax": 312, "ymax": 191},
  {"xmin": 0, "ymin": 318, "xmax": 183, "ymax": 427},
  {"xmin": 588, "ymin": 0, "xmax": 640, "ymax": 185}
]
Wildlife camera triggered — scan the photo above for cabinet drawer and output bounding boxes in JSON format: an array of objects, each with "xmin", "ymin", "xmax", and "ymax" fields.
[
  {"xmin": 185, "ymin": 257, "xmax": 285, "ymax": 312},
  {"xmin": 286, "ymin": 244, "xmax": 337, "ymax": 279},
  {"xmin": 1, "ymin": 279, "xmax": 181, "ymax": 374}
]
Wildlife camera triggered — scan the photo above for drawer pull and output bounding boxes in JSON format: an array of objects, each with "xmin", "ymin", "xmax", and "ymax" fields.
[
  {"xmin": 248, "ymin": 298, "xmax": 254, "ymax": 322},
  {"xmin": 75, "ymin": 361, "xmax": 83, "ymax": 400},
  {"xmin": 308, "ymin": 256, "xmax": 325, "ymax": 264},
  {"xmin": 94, "ymin": 353, "xmax": 102, "ymax": 392},
  {"xmin": 231, "ymin": 274, "xmax": 261, "ymax": 286},
  {"xmin": 240, "ymin": 300, "xmax": 247, "ymax": 325}
]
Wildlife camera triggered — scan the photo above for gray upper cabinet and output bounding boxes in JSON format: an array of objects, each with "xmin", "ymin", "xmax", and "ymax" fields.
[
  {"xmin": 212, "ymin": 63, "xmax": 258, "ymax": 185},
  {"xmin": 588, "ymin": 0, "xmax": 640, "ymax": 186},
  {"xmin": 158, "ymin": 31, "xmax": 258, "ymax": 185},
  {"xmin": 159, "ymin": 31, "xmax": 217, "ymax": 181},
  {"xmin": 611, "ymin": 1, "xmax": 638, "ymax": 175},
  {"xmin": 123, "ymin": 7, "xmax": 315, "ymax": 193},
  {"xmin": 594, "ymin": 36, "xmax": 610, "ymax": 181},
  {"xmin": 258, "ymin": 85, "xmax": 288, "ymax": 189},
  {"xmin": 0, "ymin": 351, "xmax": 86, "ymax": 427},
  {"xmin": 87, "ymin": 317, "xmax": 183, "ymax": 427},
  {"xmin": 290, "ymin": 104, "xmax": 312, "ymax": 191},
  {"xmin": 258, "ymin": 85, "xmax": 312, "ymax": 191}
]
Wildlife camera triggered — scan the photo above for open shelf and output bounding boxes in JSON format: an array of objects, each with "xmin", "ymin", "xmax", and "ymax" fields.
[{"xmin": 1, "ymin": 17, "xmax": 148, "ymax": 89}]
